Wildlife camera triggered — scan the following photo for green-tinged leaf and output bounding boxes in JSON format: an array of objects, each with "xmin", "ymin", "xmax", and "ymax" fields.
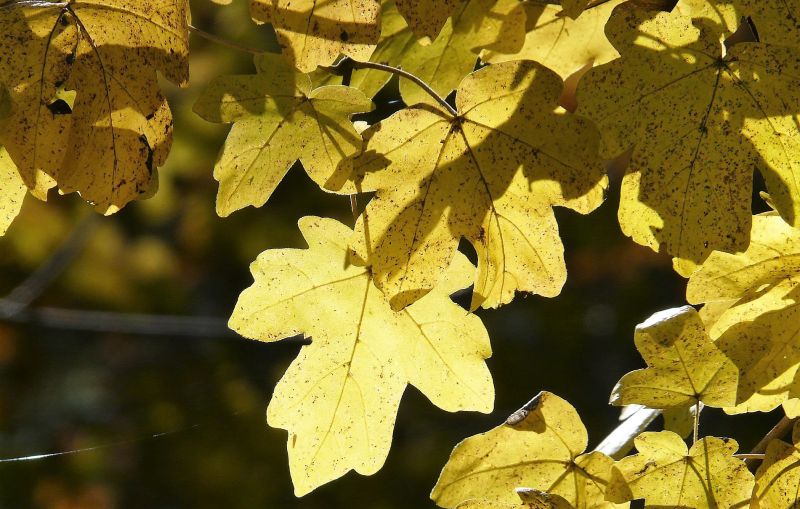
[
  {"xmin": 680, "ymin": 0, "xmax": 800, "ymax": 48},
  {"xmin": 194, "ymin": 53, "xmax": 372, "ymax": 216}
]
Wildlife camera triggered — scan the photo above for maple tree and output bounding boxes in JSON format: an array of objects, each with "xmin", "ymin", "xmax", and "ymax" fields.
[{"xmin": 4, "ymin": 0, "xmax": 800, "ymax": 507}]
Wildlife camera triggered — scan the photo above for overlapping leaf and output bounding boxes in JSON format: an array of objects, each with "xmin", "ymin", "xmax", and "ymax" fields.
[
  {"xmin": 346, "ymin": 60, "xmax": 606, "ymax": 311},
  {"xmin": 578, "ymin": 4, "xmax": 800, "ymax": 269},
  {"xmin": 431, "ymin": 391, "xmax": 626, "ymax": 509},
  {"xmin": 393, "ymin": 0, "xmax": 458, "ymax": 39},
  {"xmin": 483, "ymin": 0, "xmax": 622, "ymax": 80},
  {"xmin": 606, "ymin": 431, "xmax": 754, "ymax": 508},
  {"xmin": 0, "ymin": 147, "xmax": 25, "ymax": 236},
  {"xmin": 752, "ymin": 422, "xmax": 800, "ymax": 508},
  {"xmin": 688, "ymin": 214, "xmax": 800, "ymax": 413},
  {"xmin": 681, "ymin": 0, "xmax": 800, "ymax": 48},
  {"xmin": 610, "ymin": 306, "xmax": 737, "ymax": 409},
  {"xmin": 229, "ymin": 216, "xmax": 493, "ymax": 495},
  {"xmin": 250, "ymin": 0, "xmax": 381, "ymax": 72},
  {"xmin": 397, "ymin": 0, "xmax": 526, "ymax": 106},
  {"xmin": 0, "ymin": 0, "xmax": 189, "ymax": 213},
  {"xmin": 194, "ymin": 53, "xmax": 372, "ymax": 216}
]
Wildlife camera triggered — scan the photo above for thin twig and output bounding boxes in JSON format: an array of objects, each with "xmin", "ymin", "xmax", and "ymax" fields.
[
  {"xmin": 746, "ymin": 415, "xmax": 797, "ymax": 467},
  {"xmin": 0, "ymin": 306, "xmax": 310, "ymax": 344},
  {"xmin": 735, "ymin": 453, "xmax": 765, "ymax": 460},
  {"xmin": 692, "ymin": 400, "xmax": 700, "ymax": 445},
  {"xmin": 346, "ymin": 60, "xmax": 458, "ymax": 117},
  {"xmin": 0, "ymin": 214, "xmax": 98, "ymax": 319},
  {"xmin": 188, "ymin": 25, "xmax": 264, "ymax": 55},
  {"xmin": 594, "ymin": 406, "xmax": 661, "ymax": 459},
  {"xmin": 349, "ymin": 195, "xmax": 359, "ymax": 224}
]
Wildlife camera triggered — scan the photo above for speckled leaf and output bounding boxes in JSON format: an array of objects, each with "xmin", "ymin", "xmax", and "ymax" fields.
[
  {"xmin": 250, "ymin": 0, "xmax": 381, "ymax": 72},
  {"xmin": 578, "ymin": 4, "xmax": 800, "ymax": 267},
  {"xmin": 431, "ymin": 392, "xmax": 626, "ymax": 509},
  {"xmin": 0, "ymin": 147, "xmax": 25, "ymax": 236},
  {"xmin": 483, "ymin": 0, "xmax": 622, "ymax": 80},
  {"xmin": 610, "ymin": 306, "xmax": 737, "ymax": 409},
  {"xmin": 347, "ymin": 60, "xmax": 606, "ymax": 311},
  {"xmin": 398, "ymin": 0, "xmax": 526, "ymax": 106},
  {"xmin": 681, "ymin": 0, "xmax": 800, "ymax": 48},
  {"xmin": 752, "ymin": 422, "xmax": 800, "ymax": 508},
  {"xmin": 0, "ymin": 0, "xmax": 189, "ymax": 213},
  {"xmin": 394, "ymin": 0, "xmax": 458, "ymax": 39},
  {"xmin": 606, "ymin": 431, "xmax": 754, "ymax": 508},
  {"xmin": 688, "ymin": 214, "xmax": 800, "ymax": 413},
  {"xmin": 193, "ymin": 53, "xmax": 372, "ymax": 216},
  {"xmin": 229, "ymin": 216, "xmax": 494, "ymax": 496}
]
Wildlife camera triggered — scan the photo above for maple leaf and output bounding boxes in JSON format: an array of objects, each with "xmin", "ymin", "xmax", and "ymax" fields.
[
  {"xmin": 393, "ymin": 0, "xmax": 457, "ymax": 39},
  {"xmin": 346, "ymin": 60, "xmax": 606, "ymax": 310},
  {"xmin": 752, "ymin": 422, "xmax": 800, "ymax": 508},
  {"xmin": 397, "ymin": 0, "xmax": 526, "ymax": 106},
  {"xmin": 606, "ymin": 431, "xmax": 753, "ymax": 508},
  {"xmin": 0, "ymin": 0, "xmax": 189, "ymax": 213},
  {"xmin": 578, "ymin": 4, "xmax": 800, "ymax": 269},
  {"xmin": 687, "ymin": 214, "xmax": 800, "ymax": 413},
  {"xmin": 610, "ymin": 306, "xmax": 738, "ymax": 409},
  {"xmin": 0, "ymin": 147, "xmax": 25, "ymax": 236},
  {"xmin": 250, "ymin": 0, "xmax": 381, "ymax": 72},
  {"xmin": 229, "ymin": 216, "xmax": 494, "ymax": 495},
  {"xmin": 432, "ymin": 392, "xmax": 625, "ymax": 508},
  {"xmin": 456, "ymin": 490, "xmax": 576, "ymax": 509},
  {"xmin": 482, "ymin": 0, "xmax": 622, "ymax": 80},
  {"xmin": 681, "ymin": 0, "xmax": 800, "ymax": 49},
  {"xmin": 193, "ymin": 53, "xmax": 373, "ymax": 216}
]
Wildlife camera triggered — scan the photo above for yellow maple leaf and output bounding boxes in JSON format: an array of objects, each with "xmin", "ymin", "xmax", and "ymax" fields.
[
  {"xmin": 431, "ymin": 392, "xmax": 626, "ymax": 509},
  {"xmin": 578, "ymin": 4, "xmax": 800, "ymax": 267},
  {"xmin": 0, "ymin": 147, "xmax": 26, "ymax": 236},
  {"xmin": 229, "ymin": 216, "xmax": 494, "ymax": 495},
  {"xmin": 193, "ymin": 53, "xmax": 372, "ymax": 217},
  {"xmin": 483, "ymin": 0, "xmax": 622, "ymax": 80},
  {"xmin": 250, "ymin": 0, "xmax": 381, "ymax": 72},
  {"xmin": 394, "ymin": 0, "xmax": 458, "ymax": 39},
  {"xmin": 0, "ymin": 0, "xmax": 189, "ymax": 213},
  {"xmin": 610, "ymin": 306, "xmax": 738, "ymax": 409},
  {"xmin": 456, "ymin": 490, "xmax": 575, "ymax": 509},
  {"xmin": 681, "ymin": 0, "xmax": 800, "ymax": 48},
  {"xmin": 346, "ymin": 60, "xmax": 606, "ymax": 310},
  {"xmin": 752, "ymin": 422, "xmax": 800, "ymax": 508},
  {"xmin": 397, "ymin": 0, "xmax": 526, "ymax": 106},
  {"xmin": 606, "ymin": 431, "xmax": 753, "ymax": 508},
  {"xmin": 688, "ymin": 214, "xmax": 800, "ymax": 413}
]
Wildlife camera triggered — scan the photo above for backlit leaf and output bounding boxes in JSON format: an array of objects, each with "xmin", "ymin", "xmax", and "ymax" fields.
[
  {"xmin": 193, "ymin": 53, "xmax": 372, "ymax": 216},
  {"xmin": 483, "ymin": 0, "xmax": 622, "ymax": 80},
  {"xmin": 681, "ymin": 0, "xmax": 800, "ymax": 48},
  {"xmin": 394, "ymin": 0, "xmax": 458, "ymax": 39},
  {"xmin": 688, "ymin": 214, "xmax": 800, "ymax": 413},
  {"xmin": 606, "ymin": 431, "xmax": 754, "ymax": 508},
  {"xmin": 250, "ymin": 0, "xmax": 381, "ymax": 72},
  {"xmin": 229, "ymin": 216, "xmax": 494, "ymax": 495},
  {"xmin": 0, "ymin": 0, "xmax": 189, "ymax": 213},
  {"xmin": 0, "ymin": 147, "xmax": 25, "ymax": 236},
  {"xmin": 752, "ymin": 422, "xmax": 800, "ymax": 508},
  {"xmin": 347, "ymin": 60, "xmax": 606, "ymax": 310},
  {"xmin": 610, "ymin": 306, "xmax": 737, "ymax": 409},
  {"xmin": 431, "ymin": 392, "xmax": 626, "ymax": 509},
  {"xmin": 578, "ymin": 4, "xmax": 800, "ymax": 267}
]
